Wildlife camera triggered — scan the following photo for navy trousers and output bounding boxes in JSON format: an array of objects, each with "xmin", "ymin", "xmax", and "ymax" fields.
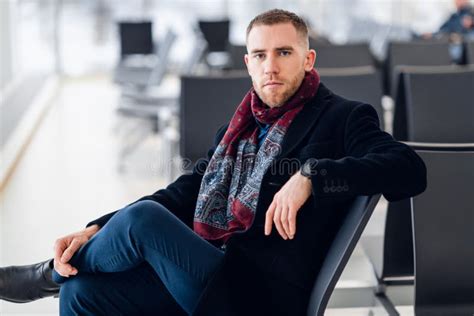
[{"xmin": 53, "ymin": 200, "xmax": 225, "ymax": 315}]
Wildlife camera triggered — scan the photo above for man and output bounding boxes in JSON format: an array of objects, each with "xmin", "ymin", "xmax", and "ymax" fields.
[
  {"xmin": 423, "ymin": 0, "xmax": 474, "ymax": 39},
  {"xmin": 0, "ymin": 9, "xmax": 426, "ymax": 315},
  {"xmin": 438, "ymin": 0, "xmax": 474, "ymax": 36}
]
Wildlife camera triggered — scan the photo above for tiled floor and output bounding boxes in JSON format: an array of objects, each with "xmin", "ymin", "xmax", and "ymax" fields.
[
  {"xmin": 0, "ymin": 75, "xmax": 167, "ymax": 314},
  {"xmin": 0, "ymin": 74, "xmax": 407, "ymax": 315}
]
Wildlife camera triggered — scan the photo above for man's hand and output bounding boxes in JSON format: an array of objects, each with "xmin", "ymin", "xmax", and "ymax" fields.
[
  {"xmin": 462, "ymin": 16, "xmax": 473, "ymax": 29},
  {"xmin": 53, "ymin": 224, "xmax": 100, "ymax": 277},
  {"xmin": 264, "ymin": 171, "xmax": 312, "ymax": 240},
  {"xmin": 421, "ymin": 32, "xmax": 433, "ymax": 40}
]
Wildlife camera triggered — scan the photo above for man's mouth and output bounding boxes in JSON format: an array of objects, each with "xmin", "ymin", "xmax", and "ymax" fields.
[{"xmin": 263, "ymin": 81, "xmax": 283, "ymax": 88}]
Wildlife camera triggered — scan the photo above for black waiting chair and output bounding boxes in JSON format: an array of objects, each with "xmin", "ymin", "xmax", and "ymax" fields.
[
  {"xmin": 402, "ymin": 65, "xmax": 474, "ymax": 142},
  {"xmin": 115, "ymin": 28, "xmax": 178, "ymax": 118},
  {"xmin": 408, "ymin": 142, "xmax": 474, "ymax": 316},
  {"xmin": 319, "ymin": 66, "xmax": 384, "ymax": 130},
  {"xmin": 313, "ymin": 43, "xmax": 374, "ymax": 68},
  {"xmin": 465, "ymin": 40, "xmax": 474, "ymax": 64},
  {"xmin": 179, "ymin": 72, "xmax": 251, "ymax": 166},
  {"xmin": 393, "ymin": 65, "xmax": 474, "ymax": 142},
  {"xmin": 198, "ymin": 19, "xmax": 230, "ymax": 52},
  {"xmin": 386, "ymin": 40, "xmax": 452, "ymax": 95},
  {"xmin": 198, "ymin": 19, "xmax": 231, "ymax": 69},
  {"xmin": 115, "ymin": 28, "xmax": 177, "ymax": 89},
  {"xmin": 307, "ymin": 194, "xmax": 381, "ymax": 316},
  {"xmin": 118, "ymin": 21, "xmax": 154, "ymax": 58},
  {"xmin": 114, "ymin": 21, "xmax": 155, "ymax": 87},
  {"xmin": 366, "ymin": 65, "xmax": 474, "ymax": 314}
]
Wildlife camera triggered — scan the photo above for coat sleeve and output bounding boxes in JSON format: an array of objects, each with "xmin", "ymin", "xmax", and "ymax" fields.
[
  {"xmin": 309, "ymin": 103, "xmax": 427, "ymax": 202},
  {"xmin": 86, "ymin": 124, "xmax": 229, "ymax": 228},
  {"xmin": 438, "ymin": 14, "xmax": 455, "ymax": 33}
]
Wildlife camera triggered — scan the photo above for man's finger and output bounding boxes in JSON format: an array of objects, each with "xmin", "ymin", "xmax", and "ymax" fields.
[
  {"xmin": 288, "ymin": 206, "xmax": 297, "ymax": 238},
  {"xmin": 53, "ymin": 240, "xmax": 67, "ymax": 267},
  {"xmin": 54, "ymin": 258, "xmax": 74, "ymax": 277},
  {"xmin": 273, "ymin": 205, "xmax": 288, "ymax": 240},
  {"xmin": 280, "ymin": 203, "xmax": 291, "ymax": 238},
  {"xmin": 60, "ymin": 239, "xmax": 81, "ymax": 263},
  {"xmin": 56, "ymin": 262, "xmax": 75, "ymax": 276},
  {"xmin": 265, "ymin": 200, "xmax": 276, "ymax": 235}
]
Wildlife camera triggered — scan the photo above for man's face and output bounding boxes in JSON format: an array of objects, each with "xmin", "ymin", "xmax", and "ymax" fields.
[
  {"xmin": 245, "ymin": 23, "xmax": 316, "ymax": 108},
  {"xmin": 455, "ymin": 0, "xmax": 469, "ymax": 10}
]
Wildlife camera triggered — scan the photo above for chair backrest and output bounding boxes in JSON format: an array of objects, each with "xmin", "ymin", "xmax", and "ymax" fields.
[
  {"xmin": 308, "ymin": 35, "xmax": 331, "ymax": 48},
  {"xmin": 313, "ymin": 43, "xmax": 374, "ymax": 68},
  {"xmin": 118, "ymin": 21, "xmax": 154, "ymax": 57},
  {"xmin": 387, "ymin": 40, "xmax": 452, "ymax": 95},
  {"xmin": 307, "ymin": 195, "xmax": 381, "ymax": 316},
  {"xmin": 179, "ymin": 72, "xmax": 251, "ymax": 164},
  {"xmin": 319, "ymin": 66, "xmax": 384, "ymax": 130},
  {"xmin": 406, "ymin": 66, "xmax": 474, "ymax": 142},
  {"xmin": 147, "ymin": 29, "xmax": 177, "ymax": 87},
  {"xmin": 465, "ymin": 40, "xmax": 474, "ymax": 65},
  {"xmin": 198, "ymin": 19, "xmax": 230, "ymax": 52},
  {"xmin": 387, "ymin": 66, "xmax": 474, "ymax": 284},
  {"xmin": 393, "ymin": 65, "xmax": 474, "ymax": 142},
  {"xmin": 409, "ymin": 143, "xmax": 474, "ymax": 316},
  {"xmin": 228, "ymin": 44, "xmax": 247, "ymax": 70}
]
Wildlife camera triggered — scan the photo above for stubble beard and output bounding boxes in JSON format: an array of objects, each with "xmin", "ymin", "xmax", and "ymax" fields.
[{"xmin": 253, "ymin": 70, "xmax": 306, "ymax": 108}]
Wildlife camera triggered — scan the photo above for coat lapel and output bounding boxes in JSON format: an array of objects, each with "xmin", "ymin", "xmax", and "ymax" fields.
[{"xmin": 277, "ymin": 83, "xmax": 333, "ymax": 160}]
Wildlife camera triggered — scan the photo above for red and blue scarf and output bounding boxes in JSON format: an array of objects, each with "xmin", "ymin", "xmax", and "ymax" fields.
[{"xmin": 193, "ymin": 69, "xmax": 320, "ymax": 243}]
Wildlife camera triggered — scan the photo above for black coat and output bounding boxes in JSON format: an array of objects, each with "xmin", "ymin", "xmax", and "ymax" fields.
[{"xmin": 88, "ymin": 84, "xmax": 427, "ymax": 316}]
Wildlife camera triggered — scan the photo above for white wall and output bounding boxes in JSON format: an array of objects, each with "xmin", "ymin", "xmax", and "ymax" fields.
[{"xmin": 0, "ymin": 1, "xmax": 16, "ymax": 92}]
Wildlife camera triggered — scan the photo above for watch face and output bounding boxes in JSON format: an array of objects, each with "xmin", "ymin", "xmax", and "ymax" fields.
[
  {"xmin": 302, "ymin": 158, "xmax": 318, "ymax": 177},
  {"xmin": 303, "ymin": 162, "xmax": 312, "ymax": 175}
]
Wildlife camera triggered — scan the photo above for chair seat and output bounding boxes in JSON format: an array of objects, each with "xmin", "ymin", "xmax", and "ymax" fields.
[{"xmin": 114, "ymin": 65, "xmax": 153, "ymax": 86}]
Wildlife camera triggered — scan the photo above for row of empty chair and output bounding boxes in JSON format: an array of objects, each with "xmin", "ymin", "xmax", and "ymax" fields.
[
  {"xmin": 362, "ymin": 64, "xmax": 474, "ymax": 315},
  {"xmin": 113, "ymin": 19, "xmax": 474, "ymax": 77},
  {"xmin": 361, "ymin": 143, "xmax": 474, "ymax": 315},
  {"xmin": 112, "ymin": 20, "xmax": 474, "ymax": 104},
  {"xmin": 311, "ymin": 142, "xmax": 474, "ymax": 316}
]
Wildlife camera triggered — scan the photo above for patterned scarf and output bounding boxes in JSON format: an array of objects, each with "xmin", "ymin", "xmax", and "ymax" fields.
[{"xmin": 193, "ymin": 69, "xmax": 320, "ymax": 243}]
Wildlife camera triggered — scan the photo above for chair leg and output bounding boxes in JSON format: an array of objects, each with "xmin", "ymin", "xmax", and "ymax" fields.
[{"xmin": 374, "ymin": 286, "xmax": 400, "ymax": 316}]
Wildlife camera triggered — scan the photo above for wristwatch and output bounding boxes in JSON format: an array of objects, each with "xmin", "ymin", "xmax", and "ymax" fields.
[{"xmin": 300, "ymin": 158, "xmax": 318, "ymax": 179}]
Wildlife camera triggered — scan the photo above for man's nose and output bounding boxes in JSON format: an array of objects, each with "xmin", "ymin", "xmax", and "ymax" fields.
[{"xmin": 263, "ymin": 55, "xmax": 279, "ymax": 75}]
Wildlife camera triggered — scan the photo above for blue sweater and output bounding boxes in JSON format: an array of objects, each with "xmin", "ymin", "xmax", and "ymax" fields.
[{"xmin": 255, "ymin": 120, "xmax": 270, "ymax": 148}]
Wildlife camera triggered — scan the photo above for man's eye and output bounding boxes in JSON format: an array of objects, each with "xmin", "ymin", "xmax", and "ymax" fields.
[
  {"xmin": 280, "ymin": 51, "xmax": 291, "ymax": 56},
  {"xmin": 254, "ymin": 54, "xmax": 264, "ymax": 59}
]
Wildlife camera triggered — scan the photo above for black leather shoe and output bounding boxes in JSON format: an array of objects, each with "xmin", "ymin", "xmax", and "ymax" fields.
[{"xmin": 0, "ymin": 258, "xmax": 60, "ymax": 303}]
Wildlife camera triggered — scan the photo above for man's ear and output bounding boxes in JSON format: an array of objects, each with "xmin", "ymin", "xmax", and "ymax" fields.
[
  {"xmin": 244, "ymin": 54, "xmax": 251, "ymax": 75},
  {"xmin": 304, "ymin": 49, "xmax": 316, "ymax": 71}
]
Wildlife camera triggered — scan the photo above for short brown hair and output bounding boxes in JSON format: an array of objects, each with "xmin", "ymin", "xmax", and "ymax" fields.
[{"xmin": 246, "ymin": 9, "xmax": 309, "ymax": 47}]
